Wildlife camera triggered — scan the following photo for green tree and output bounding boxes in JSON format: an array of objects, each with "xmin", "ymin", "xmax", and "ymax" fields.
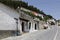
[
  {"xmin": 46, "ymin": 15, "xmax": 53, "ymax": 19},
  {"xmin": 43, "ymin": 15, "xmax": 53, "ymax": 21}
]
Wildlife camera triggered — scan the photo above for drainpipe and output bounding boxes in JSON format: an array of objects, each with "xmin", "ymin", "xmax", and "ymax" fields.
[{"xmin": 16, "ymin": 19, "xmax": 19, "ymax": 36}]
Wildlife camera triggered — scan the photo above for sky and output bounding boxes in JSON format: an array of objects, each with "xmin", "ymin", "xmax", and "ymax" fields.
[{"xmin": 22, "ymin": 0, "xmax": 60, "ymax": 20}]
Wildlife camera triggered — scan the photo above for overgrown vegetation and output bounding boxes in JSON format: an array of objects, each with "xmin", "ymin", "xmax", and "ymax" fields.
[
  {"xmin": 0, "ymin": 0, "xmax": 45, "ymax": 15},
  {"xmin": 0, "ymin": 0, "xmax": 22, "ymax": 9},
  {"xmin": 21, "ymin": 10, "xmax": 43, "ymax": 20},
  {"xmin": 43, "ymin": 15, "xmax": 53, "ymax": 21}
]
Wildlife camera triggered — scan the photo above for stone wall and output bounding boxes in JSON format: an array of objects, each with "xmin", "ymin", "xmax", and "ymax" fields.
[{"xmin": 0, "ymin": 31, "xmax": 16, "ymax": 39}]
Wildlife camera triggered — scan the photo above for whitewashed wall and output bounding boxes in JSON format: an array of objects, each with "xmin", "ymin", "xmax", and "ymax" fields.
[
  {"xmin": 0, "ymin": 3, "xmax": 20, "ymax": 30},
  {"xmin": 0, "ymin": 3, "xmax": 19, "ymax": 18}
]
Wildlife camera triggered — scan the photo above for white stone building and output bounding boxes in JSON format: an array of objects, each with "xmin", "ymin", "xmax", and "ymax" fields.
[
  {"xmin": 0, "ymin": 3, "xmax": 21, "ymax": 39},
  {"xmin": 20, "ymin": 7, "xmax": 40, "ymax": 33}
]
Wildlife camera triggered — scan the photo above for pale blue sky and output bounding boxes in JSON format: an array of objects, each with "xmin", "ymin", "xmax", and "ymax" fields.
[{"xmin": 22, "ymin": 0, "xmax": 60, "ymax": 20}]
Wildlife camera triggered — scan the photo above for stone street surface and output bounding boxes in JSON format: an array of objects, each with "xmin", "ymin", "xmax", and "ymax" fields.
[{"xmin": 2, "ymin": 25, "xmax": 60, "ymax": 40}]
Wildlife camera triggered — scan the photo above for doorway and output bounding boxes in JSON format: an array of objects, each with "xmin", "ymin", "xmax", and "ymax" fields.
[
  {"xmin": 22, "ymin": 22, "xmax": 25, "ymax": 32},
  {"xmin": 29, "ymin": 22, "xmax": 31, "ymax": 30},
  {"xmin": 35, "ymin": 23, "xmax": 37, "ymax": 30}
]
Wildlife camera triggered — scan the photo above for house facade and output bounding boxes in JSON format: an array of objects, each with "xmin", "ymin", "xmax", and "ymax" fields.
[
  {"xmin": 0, "ymin": 3, "xmax": 44, "ymax": 39},
  {"xmin": 20, "ymin": 7, "xmax": 40, "ymax": 33}
]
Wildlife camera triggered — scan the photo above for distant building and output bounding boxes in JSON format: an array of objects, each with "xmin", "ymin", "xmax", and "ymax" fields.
[
  {"xmin": 47, "ymin": 19, "xmax": 56, "ymax": 25},
  {"xmin": 56, "ymin": 20, "xmax": 60, "ymax": 26}
]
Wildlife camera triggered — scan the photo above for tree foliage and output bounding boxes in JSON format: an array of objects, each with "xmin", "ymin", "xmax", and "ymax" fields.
[
  {"xmin": 0, "ymin": 0, "xmax": 44, "ymax": 15},
  {"xmin": 0, "ymin": 0, "xmax": 22, "ymax": 9},
  {"xmin": 46, "ymin": 15, "xmax": 53, "ymax": 19},
  {"xmin": 43, "ymin": 15, "xmax": 53, "ymax": 21}
]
